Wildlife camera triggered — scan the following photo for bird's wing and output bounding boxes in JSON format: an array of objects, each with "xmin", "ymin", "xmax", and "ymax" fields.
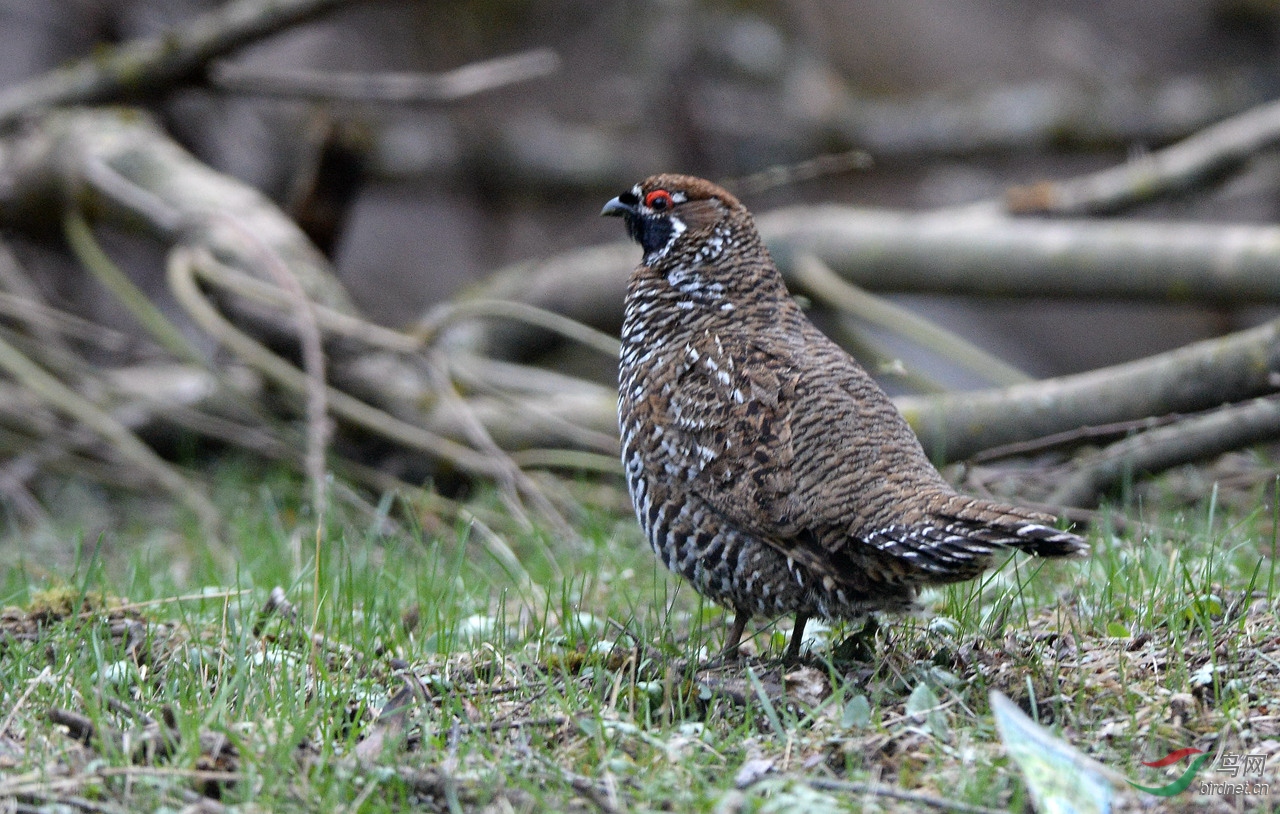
[
  {"xmin": 664, "ymin": 332, "xmax": 801, "ymax": 537},
  {"xmin": 664, "ymin": 332, "xmax": 868, "ymax": 583},
  {"xmin": 665, "ymin": 329, "xmax": 953, "ymax": 589}
]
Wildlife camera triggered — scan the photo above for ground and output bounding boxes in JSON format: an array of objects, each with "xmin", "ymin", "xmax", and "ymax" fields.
[{"xmin": 1, "ymin": 463, "xmax": 1278, "ymax": 812}]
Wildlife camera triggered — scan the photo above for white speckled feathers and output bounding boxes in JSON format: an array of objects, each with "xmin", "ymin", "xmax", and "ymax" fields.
[{"xmin": 607, "ymin": 174, "xmax": 1086, "ymax": 654}]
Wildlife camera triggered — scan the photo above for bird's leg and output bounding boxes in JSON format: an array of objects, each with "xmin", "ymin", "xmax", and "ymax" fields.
[
  {"xmin": 720, "ymin": 610, "xmax": 750, "ymax": 660},
  {"xmin": 784, "ymin": 613, "xmax": 810, "ymax": 662}
]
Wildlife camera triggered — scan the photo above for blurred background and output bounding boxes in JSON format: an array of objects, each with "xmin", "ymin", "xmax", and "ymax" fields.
[{"xmin": 3, "ymin": 0, "xmax": 1280, "ymax": 380}]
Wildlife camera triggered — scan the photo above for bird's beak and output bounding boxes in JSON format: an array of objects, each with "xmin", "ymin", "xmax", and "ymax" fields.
[{"xmin": 601, "ymin": 196, "xmax": 635, "ymax": 218}]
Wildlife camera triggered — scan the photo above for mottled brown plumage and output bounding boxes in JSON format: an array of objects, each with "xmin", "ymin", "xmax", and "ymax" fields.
[{"xmin": 603, "ymin": 174, "xmax": 1086, "ymax": 659}]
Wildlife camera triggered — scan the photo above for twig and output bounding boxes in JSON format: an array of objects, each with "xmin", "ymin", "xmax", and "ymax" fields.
[
  {"xmin": 216, "ymin": 214, "xmax": 332, "ymax": 554},
  {"xmin": 142, "ymin": 401, "xmax": 296, "ymax": 462},
  {"xmin": 418, "ymin": 389, "xmax": 619, "ymax": 456},
  {"xmin": 725, "ymin": 150, "xmax": 873, "ymax": 197},
  {"xmin": 190, "ymin": 251, "xmax": 420, "ymax": 352},
  {"xmin": 968, "ymin": 414, "xmax": 1184, "ymax": 462},
  {"xmin": 167, "ymin": 246, "xmax": 517, "ymax": 482},
  {"xmin": 1049, "ymin": 395, "xmax": 1280, "ymax": 508},
  {"xmin": 441, "ymin": 244, "xmax": 633, "ymax": 360},
  {"xmin": 0, "ymin": 0, "xmax": 362, "ymax": 124},
  {"xmin": 0, "ymin": 243, "xmax": 128, "ymax": 360},
  {"xmin": 0, "ymin": 322, "xmax": 96, "ymax": 381},
  {"xmin": 92, "ymin": 766, "xmax": 244, "ymax": 784},
  {"xmin": 445, "ymin": 355, "xmax": 619, "ymax": 453},
  {"xmin": 1007, "ymin": 96, "xmax": 1280, "ymax": 216},
  {"xmin": 797, "ymin": 777, "xmax": 1004, "ymax": 814},
  {"xmin": 0, "ymin": 242, "xmax": 88, "ymax": 356},
  {"xmin": 418, "ymin": 298, "xmax": 621, "ymax": 358},
  {"xmin": 62, "ymin": 210, "xmax": 204, "ymax": 364},
  {"xmin": 0, "ymin": 332, "xmax": 221, "ymax": 532},
  {"xmin": 0, "ymin": 420, "xmax": 148, "ymax": 496},
  {"xmin": 209, "ymin": 47, "xmax": 561, "ymax": 103},
  {"xmin": 103, "ymin": 589, "xmax": 251, "ymax": 615},
  {"xmin": 790, "ymin": 252, "xmax": 1030, "ymax": 387},
  {"xmin": 896, "ymin": 315, "xmax": 1280, "ymax": 461},
  {"xmin": 80, "ymin": 156, "xmax": 186, "ymax": 238},
  {"xmin": 507, "ymin": 448, "xmax": 623, "ymax": 474},
  {"xmin": 0, "ymin": 436, "xmax": 57, "ymax": 522},
  {"xmin": 0, "ymin": 666, "xmax": 51, "ymax": 737},
  {"xmin": 0, "ymin": 293, "xmax": 130, "ymax": 350},
  {"xmin": 424, "ymin": 351, "xmax": 579, "ymax": 548}
]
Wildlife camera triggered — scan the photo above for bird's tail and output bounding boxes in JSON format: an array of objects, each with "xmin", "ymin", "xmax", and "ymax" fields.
[
  {"xmin": 930, "ymin": 493, "xmax": 1088, "ymax": 558},
  {"xmin": 859, "ymin": 492, "xmax": 1086, "ymax": 582}
]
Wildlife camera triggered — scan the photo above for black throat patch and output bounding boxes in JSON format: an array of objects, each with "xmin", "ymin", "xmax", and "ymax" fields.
[{"xmin": 629, "ymin": 214, "xmax": 677, "ymax": 258}]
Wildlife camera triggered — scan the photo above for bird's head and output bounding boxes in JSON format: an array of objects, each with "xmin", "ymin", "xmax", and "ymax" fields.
[{"xmin": 601, "ymin": 174, "xmax": 744, "ymax": 264}]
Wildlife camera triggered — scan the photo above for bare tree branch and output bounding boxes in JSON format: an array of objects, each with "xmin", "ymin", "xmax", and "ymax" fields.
[
  {"xmin": 0, "ymin": 332, "xmax": 220, "ymax": 532},
  {"xmin": 167, "ymin": 245, "xmax": 503, "ymax": 482},
  {"xmin": 1007, "ymin": 96, "xmax": 1280, "ymax": 216},
  {"xmin": 896, "ymin": 316, "xmax": 1280, "ymax": 462},
  {"xmin": 209, "ymin": 48, "xmax": 561, "ymax": 104},
  {"xmin": 0, "ymin": 107, "xmax": 356, "ymax": 342},
  {"xmin": 459, "ymin": 209, "xmax": 1280, "ymax": 365},
  {"xmin": 762, "ymin": 206, "xmax": 1280, "ymax": 305},
  {"xmin": 1049, "ymin": 396, "xmax": 1280, "ymax": 507},
  {"xmin": 0, "ymin": 0, "xmax": 363, "ymax": 124},
  {"xmin": 789, "ymin": 252, "xmax": 1031, "ymax": 387},
  {"xmin": 833, "ymin": 71, "xmax": 1259, "ymax": 160}
]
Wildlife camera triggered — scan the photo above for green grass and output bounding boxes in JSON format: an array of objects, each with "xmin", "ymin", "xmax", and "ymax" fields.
[{"xmin": 1, "ymin": 463, "xmax": 1278, "ymax": 812}]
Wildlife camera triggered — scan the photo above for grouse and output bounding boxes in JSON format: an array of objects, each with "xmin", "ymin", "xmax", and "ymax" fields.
[{"xmin": 603, "ymin": 174, "xmax": 1086, "ymax": 660}]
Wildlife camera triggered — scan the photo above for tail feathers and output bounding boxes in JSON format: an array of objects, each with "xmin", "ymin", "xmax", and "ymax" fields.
[
  {"xmin": 1001, "ymin": 520, "xmax": 1088, "ymax": 558},
  {"xmin": 863, "ymin": 522, "xmax": 994, "ymax": 579},
  {"xmin": 932, "ymin": 493, "xmax": 1088, "ymax": 558},
  {"xmin": 862, "ymin": 494, "xmax": 1088, "ymax": 580}
]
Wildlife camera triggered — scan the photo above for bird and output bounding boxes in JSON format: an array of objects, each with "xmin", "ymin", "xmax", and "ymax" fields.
[{"xmin": 602, "ymin": 173, "xmax": 1087, "ymax": 661}]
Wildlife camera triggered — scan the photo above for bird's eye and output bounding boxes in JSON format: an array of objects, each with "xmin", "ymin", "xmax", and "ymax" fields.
[{"xmin": 645, "ymin": 190, "xmax": 674, "ymax": 211}]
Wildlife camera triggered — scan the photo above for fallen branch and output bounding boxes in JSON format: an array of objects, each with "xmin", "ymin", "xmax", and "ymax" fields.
[
  {"xmin": 762, "ymin": 206, "xmax": 1280, "ymax": 305},
  {"xmin": 0, "ymin": 0, "xmax": 362, "ymax": 124},
  {"xmin": 457, "ymin": 208, "xmax": 1280, "ymax": 362},
  {"xmin": 167, "ymin": 246, "xmax": 491, "ymax": 479},
  {"xmin": 790, "ymin": 252, "xmax": 1030, "ymax": 387},
  {"xmin": 833, "ymin": 70, "xmax": 1257, "ymax": 160},
  {"xmin": 0, "ymin": 107, "xmax": 356, "ymax": 340},
  {"xmin": 1007, "ymin": 95, "xmax": 1280, "ymax": 216},
  {"xmin": 62, "ymin": 210, "xmax": 204, "ymax": 364},
  {"xmin": 209, "ymin": 47, "xmax": 560, "ymax": 104},
  {"xmin": 897, "ymin": 316, "xmax": 1280, "ymax": 461},
  {"xmin": 1049, "ymin": 396, "xmax": 1280, "ymax": 507},
  {"xmin": 0, "ymin": 332, "xmax": 220, "ymax": 532}
]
